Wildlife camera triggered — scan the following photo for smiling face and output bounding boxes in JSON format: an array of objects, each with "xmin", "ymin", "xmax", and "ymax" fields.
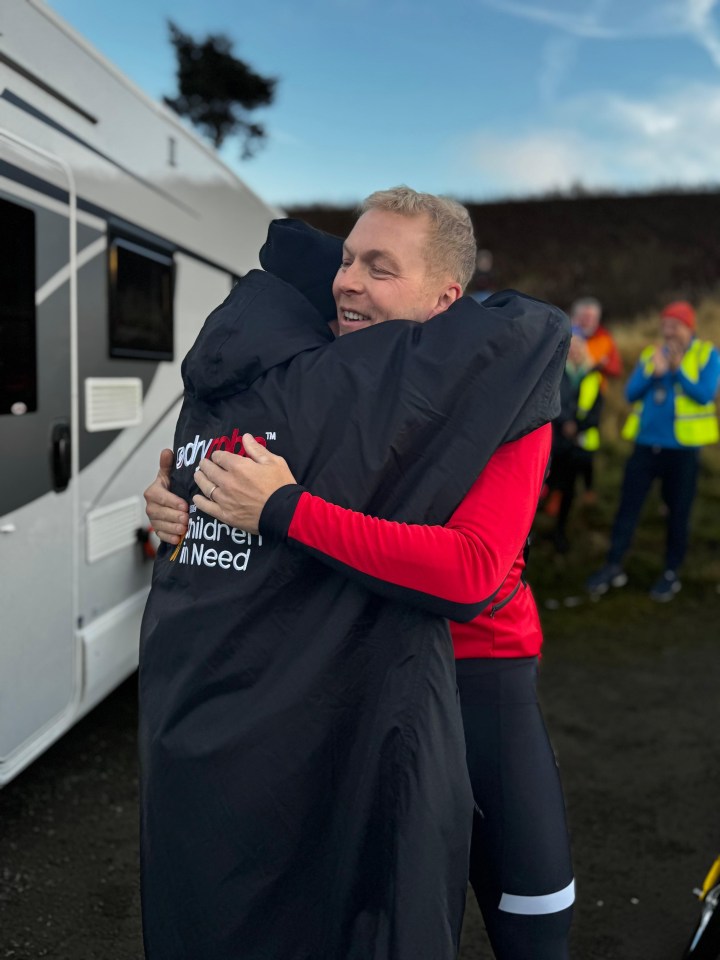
[
  {"xmin": 332, "ymin": 209, "xmax": 462, "ymax": 336},
  {"xmin": 661, "ymin": 315, "xmax": 693, "ymax": 351}
]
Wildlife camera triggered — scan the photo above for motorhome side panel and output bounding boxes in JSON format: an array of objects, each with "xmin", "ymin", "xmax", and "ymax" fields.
[
  {"xmin": 0, "ymin": 137, "xmax": 79, "ymax": 780},
  {"xmin": 0, "ymin": 0, "xmax": 276, "ymax": 785},
  {"xmin": 0, "ymin": 152, "xmax": 237, "ymax": 784}
]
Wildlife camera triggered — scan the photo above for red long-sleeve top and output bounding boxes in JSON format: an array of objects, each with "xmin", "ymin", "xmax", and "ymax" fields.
[{"xmin": 259, "ymin": 424, "xmax": 550, "ymax": 659}]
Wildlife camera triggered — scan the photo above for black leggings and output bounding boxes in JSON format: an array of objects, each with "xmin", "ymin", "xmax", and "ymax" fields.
[{"xmin": 456, "ymin": 657, "xmax": 574, "ymax": 960}]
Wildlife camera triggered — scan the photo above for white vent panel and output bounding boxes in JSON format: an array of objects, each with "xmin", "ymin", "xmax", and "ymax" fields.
[
  {"xmin": 86, "ymin": 497, "xmax": 142, "ymax": 563},
  {"xmin": 85, "ymin": 378, "xmax": 143, "ymax": 432}
]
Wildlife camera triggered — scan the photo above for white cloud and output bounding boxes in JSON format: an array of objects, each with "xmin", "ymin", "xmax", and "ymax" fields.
[
  {"xmin": 537, "ymin": 0, "xmax": 609, "ymax": 104},
  {"xmin": 539, "ymin": 34, "xmax": 579, "ymax": 104},
  {"xmin": 461, "ymin": 1, "xmax": 720, "ymax": 196},
  {"xmin": 477, "ymin": 0, "xmax": 720, "ymax": 39},
  {"xmin": 459, "ymin": 82, "xmax": 720, "ymax": 195},
  {"xmin": 603, "ymin": 99, "xmax": 679, "ymax": 137},
  {"xmin": 476, "ymin": 0, "xmax": 621, "ymax": 38},
  {"xmin": 477, "ymin": 0, "xmax": 720, "ymax": 71},
  {"xmin": 598, "ymin": 85, "xmax": 720, "ymax": 182},
  {"xmin": 463, "ymin": 131, "xmax": 604, "ymax": 193},
  {"xmin": 687, "ymin": 0, "xmax": 720, "ymax": 67}
]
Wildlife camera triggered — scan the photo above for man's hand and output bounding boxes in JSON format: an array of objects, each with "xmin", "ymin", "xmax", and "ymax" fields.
[
  {"xmin": 651, "ymin": 346, "xmax": 669, "ymax": 377},
  {"xmin": 193, "ymin": 435, "xmax": 297, "ymax": 534},
  {"xmin": 666, "ymin": 340, "xmax": 685, "ymax": 371},
  {"xmin": 143, "ymin": 448, "xmax": 189, "ymax": 545}
]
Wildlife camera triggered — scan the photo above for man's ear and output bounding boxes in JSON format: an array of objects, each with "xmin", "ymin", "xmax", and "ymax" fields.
[{"xmin": 427, "ymin": 281, "xmax": 463, "ymax": 319}]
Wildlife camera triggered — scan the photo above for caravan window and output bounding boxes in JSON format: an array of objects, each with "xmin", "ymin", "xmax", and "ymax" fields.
[
  {"xmin": 0, "ymin": 198, "xmax": 37, "ymax": 415},
  {"xmin": 108, "ymin": 237, "xmax": 174, "ymax": 360}
]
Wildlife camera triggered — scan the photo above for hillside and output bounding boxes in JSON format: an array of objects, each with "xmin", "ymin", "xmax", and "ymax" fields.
[{"xmin": 289, "ymin": 190, "xmax": 720, "ymax": 320}]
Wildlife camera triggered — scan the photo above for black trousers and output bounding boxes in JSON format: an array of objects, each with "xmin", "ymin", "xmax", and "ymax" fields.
[
  {"xmin": 549, "ymin": 447, "xmax": 594, "ymax": 539},
  {"xmin": 607, "ymin": 443, "xmax": 700, "ymax": 571},
  {"xmin": 457, "ymin": 657, "xmax": 574, "ymax": 960}
]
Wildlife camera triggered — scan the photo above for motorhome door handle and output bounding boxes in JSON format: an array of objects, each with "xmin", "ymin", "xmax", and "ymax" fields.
[
  {"xmin": 0, "ymin": 524, "xmax": 16, "ymax": 534},
  {"xmin": 51, "ymin": 422, "xmax": 72, "ymax": 492}
]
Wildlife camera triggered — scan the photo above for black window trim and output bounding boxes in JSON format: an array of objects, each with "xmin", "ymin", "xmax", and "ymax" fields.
[{"xmin": 107, "ymin": 230, "xmax": 175, "ymax": 362}]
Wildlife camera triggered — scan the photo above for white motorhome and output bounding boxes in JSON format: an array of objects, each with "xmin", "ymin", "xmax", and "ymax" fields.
[{"xmin": 0, "ymin": 0, "xmax": 278, "ymax": 785}]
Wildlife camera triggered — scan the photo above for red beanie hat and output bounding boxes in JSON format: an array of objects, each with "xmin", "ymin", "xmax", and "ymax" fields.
[{"xmin": 661, "ymin": 300, "xmax": 695, "ymax": 330}]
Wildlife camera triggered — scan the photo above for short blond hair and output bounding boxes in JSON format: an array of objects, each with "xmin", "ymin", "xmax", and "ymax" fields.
[{"xmin": 360, "ymin": 185, "xmax": 477, "ymax": 290}]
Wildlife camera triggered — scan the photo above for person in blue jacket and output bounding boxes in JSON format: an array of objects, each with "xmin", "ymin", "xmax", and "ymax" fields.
[{"xmin": 587, "ymin": 301, "xmax": 720, "ymax": 601}]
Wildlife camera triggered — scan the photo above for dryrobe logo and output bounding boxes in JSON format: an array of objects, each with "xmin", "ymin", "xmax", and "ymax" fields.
[
  {"xmin": 170, "ymin": 426, "xmax": 275, "ymax": 571},
  {"xmin": 169, "ymin": 505, "xmax": 263, "ymax": 571},
  {"xmin": 176, "ymin": 427, "xmax": 272, "ymax": 470}
]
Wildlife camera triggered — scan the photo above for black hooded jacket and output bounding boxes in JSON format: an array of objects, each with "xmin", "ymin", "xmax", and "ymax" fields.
[{"xmin": 139, "ymin": 220, "xmax": 569, "ymax": 960}]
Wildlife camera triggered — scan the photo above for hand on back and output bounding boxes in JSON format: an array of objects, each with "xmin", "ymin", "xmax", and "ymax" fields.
[{"xmin": 193, "ymin": 435, "xmax": 297, "ymax": 535}]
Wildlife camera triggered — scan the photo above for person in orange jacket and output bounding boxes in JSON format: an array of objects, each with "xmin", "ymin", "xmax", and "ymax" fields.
[
  {"xmin": 572, "ymin": 296, "xmax": 622, "ymax": 389},
  {"xmin": 545, "ymin": 297, "xmax": 621, "ymax": 517}
]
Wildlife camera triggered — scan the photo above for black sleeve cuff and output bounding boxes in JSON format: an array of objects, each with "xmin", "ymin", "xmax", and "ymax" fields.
[{"xmin": 258, "ymin": 484, "xmax": 308, "ymax": 540}]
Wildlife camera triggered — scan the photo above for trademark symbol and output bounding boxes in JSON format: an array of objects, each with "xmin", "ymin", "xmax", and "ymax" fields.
[{"xmin": 265, "ymin": 432, "xmax": 277, "ymax": 441}]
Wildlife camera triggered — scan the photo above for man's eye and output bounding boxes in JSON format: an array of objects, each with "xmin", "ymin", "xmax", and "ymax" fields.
[
  {"xmin": 341, "ymin": 259, "xmax": 353, "ymax": 268},
  {"xmin": 371, "ymin": 265, "xmax": 390, "ymax": 275}
]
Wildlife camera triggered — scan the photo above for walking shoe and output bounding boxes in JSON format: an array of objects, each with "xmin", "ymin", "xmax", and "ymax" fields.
[
  {"xmin": 586, "ymin": 563, "xmax": 628, "ymax": 596},
  {"xmin": 649, "ymin": 570, "xmax": 681, "ymax": 602}
]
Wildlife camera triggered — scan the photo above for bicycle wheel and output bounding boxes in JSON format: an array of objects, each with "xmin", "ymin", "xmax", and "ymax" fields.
[{"xmin": 682, "ymin": 884, "xmax": 720, "ymax": 959}]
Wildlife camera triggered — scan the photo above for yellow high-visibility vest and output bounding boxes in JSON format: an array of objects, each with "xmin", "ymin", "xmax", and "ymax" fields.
[
  {"xmin": 576, "ymin": 370, "xmax": 602, "ymax": 451},
  {"xmin": 622, "ymin": 339, "xmax": 719, "ymax": 446}
]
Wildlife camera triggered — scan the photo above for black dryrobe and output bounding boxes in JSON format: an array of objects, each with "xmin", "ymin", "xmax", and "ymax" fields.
[{"xmin": 139, "ymin": 219, "xmax": 569, "ymax": 960}]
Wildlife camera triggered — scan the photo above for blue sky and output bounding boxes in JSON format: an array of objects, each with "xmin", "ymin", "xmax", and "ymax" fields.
[{"xmin": 47, "ymin": 0, "xmax": 720, "ymax": 206}]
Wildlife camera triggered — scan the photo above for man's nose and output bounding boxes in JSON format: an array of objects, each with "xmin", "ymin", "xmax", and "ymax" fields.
[{"xmin": 336, "ymin": 261, "xmax": 364, "ymax": 294}]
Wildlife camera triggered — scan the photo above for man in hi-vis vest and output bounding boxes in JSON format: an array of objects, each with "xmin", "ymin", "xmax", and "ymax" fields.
[
  {"xmin": 587, "ymin": 301, "xmax": 720, "ymax": 601},
  {"xmin": 546, "ymin": 335, "xmax": 604, "ymax": 553}
]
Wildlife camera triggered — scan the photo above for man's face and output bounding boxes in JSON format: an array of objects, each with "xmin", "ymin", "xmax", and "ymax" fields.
[
  {"xmin": 661, "ymin": 316, "xmax": 693, "ymax": 350},
  {"xmin": 574, "ymin": 305, "xmax": 601, "ymax": 337},
  {"xmin": 332, "ymin": 209, "xmax": 457, "ymax": 336}
]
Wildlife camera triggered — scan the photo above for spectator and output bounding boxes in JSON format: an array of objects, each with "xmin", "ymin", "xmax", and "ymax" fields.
[
  {"xmin": 586, "ymin": 301, "xmax": 720, "ymax": 601},
  {"xmin": 544, "ymin": 297, "xmax": 620, "ymax": 518},
  {"xmin": 547, "ymin": 335, "xmax": 603, "ymax": 552},
  {"xmin": 569, "ymin": 297, "xmax": 621, "ymax": 502}
]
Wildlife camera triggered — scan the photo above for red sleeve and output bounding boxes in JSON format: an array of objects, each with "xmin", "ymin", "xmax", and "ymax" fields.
[{"xmin": 278, "ymin": 425, "xmax": 550, "ymax": 622}]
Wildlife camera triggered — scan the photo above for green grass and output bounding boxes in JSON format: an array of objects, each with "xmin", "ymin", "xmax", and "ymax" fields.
[{"xmin": 529, "ymin": 439, "xmax": 720, "ymax": 646}]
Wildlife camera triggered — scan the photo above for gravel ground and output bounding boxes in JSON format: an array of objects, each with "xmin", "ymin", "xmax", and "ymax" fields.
[{"xmin": 2, "ymin": 595, "xmax": 719, "ymax": 959}]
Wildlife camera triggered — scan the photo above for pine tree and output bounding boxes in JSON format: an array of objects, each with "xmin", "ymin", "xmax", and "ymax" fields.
[{"xmin": 164, "ymin": 21, "xmax": 277, "ymax": 159}]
